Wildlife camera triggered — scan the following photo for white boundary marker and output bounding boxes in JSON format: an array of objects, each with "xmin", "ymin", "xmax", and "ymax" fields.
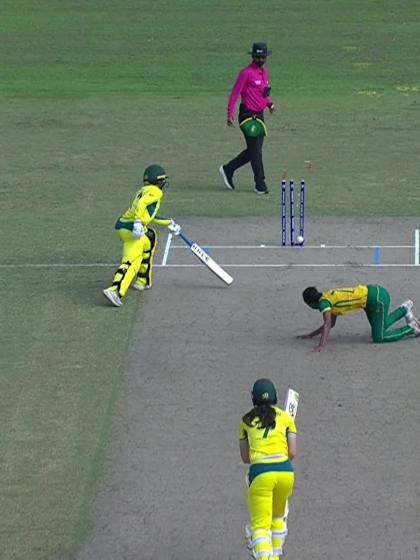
[
  {"xmin": 415, "ymin": 229, "xmax": 419, "ymax": 266},
  {"xmin": 161, "ymin": 232, "xmax": 173, "ymax": 266}
]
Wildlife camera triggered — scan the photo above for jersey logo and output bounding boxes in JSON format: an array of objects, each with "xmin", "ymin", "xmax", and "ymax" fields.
[{"xmin": 254, "ymin": 80, "xmax": 262, "ymax": 85}]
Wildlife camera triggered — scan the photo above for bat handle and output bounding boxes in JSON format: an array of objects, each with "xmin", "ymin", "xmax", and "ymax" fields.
[{"xmin": 179, "ymin": 230, "xmax": 193, "ymax": 247}]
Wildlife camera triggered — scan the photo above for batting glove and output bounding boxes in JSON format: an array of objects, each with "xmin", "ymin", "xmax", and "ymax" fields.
[
  {"xmin": 132, "ymin": 221, "xmax": 145, "ymax": 239},
  {"xmin": 168, "ymin": 219, "xmax": 181, "ymax": 236}
]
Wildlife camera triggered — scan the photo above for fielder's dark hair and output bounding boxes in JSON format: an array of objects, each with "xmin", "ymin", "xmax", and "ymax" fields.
[
  {"xmin": 242, "ymin": 404, "xmax": 276, "ymax": 430},
  {"xmin": 302, "ymin": 286, "xmax": 322, "ymax": 306}
]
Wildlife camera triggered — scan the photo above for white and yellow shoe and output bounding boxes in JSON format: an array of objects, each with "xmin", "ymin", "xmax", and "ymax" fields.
[{"xmin": 103, "ymin": 287, "xmax": 123, "ymax": 307}]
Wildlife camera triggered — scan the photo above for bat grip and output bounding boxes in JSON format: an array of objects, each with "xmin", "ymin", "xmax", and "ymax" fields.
[{"xmin": 179, "ymin": 230, "xmax": 193, "ymax": 247}]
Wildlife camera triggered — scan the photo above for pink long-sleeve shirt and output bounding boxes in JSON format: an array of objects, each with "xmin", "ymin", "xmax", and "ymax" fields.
[{"xmin": 227, "ymin": 61, "xmax": 273, "ymax": 120}]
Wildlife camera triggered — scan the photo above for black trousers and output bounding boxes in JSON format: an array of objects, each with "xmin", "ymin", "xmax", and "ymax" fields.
[{"xmin": 225, "ymin": 104, "xmax": 266, "ymax": 189}]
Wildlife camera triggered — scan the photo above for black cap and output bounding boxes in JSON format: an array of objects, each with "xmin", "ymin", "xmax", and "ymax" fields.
[{"xmin": 249, "ymin": 42, "xmax": 272, "ymax": 57}]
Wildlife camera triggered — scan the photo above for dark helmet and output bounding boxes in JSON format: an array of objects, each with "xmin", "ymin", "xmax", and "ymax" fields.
[
  {"xmin": 143, "ymin": 164, "xmax": 168, "ymax": 188},
  {"xmin": 252, "ymin": 378, "xmax": 277, "ymax": 406}
]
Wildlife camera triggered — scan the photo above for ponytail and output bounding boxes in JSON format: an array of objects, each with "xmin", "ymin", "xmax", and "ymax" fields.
[{"xmin": 242, "ymin": 404, "xmax": 276, "ymax": 429}]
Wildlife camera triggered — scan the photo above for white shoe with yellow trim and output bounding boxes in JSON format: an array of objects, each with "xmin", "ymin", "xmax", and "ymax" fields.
[{"xmin": 103, "ymin": 288, "xmax": 123, "ymax": 307}]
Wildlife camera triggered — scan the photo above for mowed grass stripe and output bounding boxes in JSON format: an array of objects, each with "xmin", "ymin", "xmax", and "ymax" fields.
[{"xmin": 0, "ymin": 268, "xmax": 138, "ymax": 559}]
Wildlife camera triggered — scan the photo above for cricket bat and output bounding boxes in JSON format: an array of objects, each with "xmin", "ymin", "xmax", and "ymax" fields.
[
  {"xmin": 284, "ymin": 388, "xmax": 299, "ymax": 420},
  {"xmin": 284, "ymin": 388, "xmax": 299, "ymax": 520},
  {"xmin": 179, "ymin": 230, "xmax": 233, "ymax": 285}
]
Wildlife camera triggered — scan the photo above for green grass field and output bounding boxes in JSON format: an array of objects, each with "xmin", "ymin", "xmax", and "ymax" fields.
[{"xmin": 1, "ymin": 1, "xmax": 420, "ymax": 558}]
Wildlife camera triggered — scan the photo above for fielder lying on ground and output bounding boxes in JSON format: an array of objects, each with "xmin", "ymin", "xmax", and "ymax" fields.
[{"xmin": 299, "ymin": 284, "xmax": 420, "ymax": 351}]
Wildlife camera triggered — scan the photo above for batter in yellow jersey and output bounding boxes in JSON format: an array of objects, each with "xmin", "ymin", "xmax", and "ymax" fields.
[
  {"xmin": 103, "ymin": 164, "xmax": 181, "ymax": 307},
  {"xmin": 300, "ymin": 284, "xmax": 420, "ymax": 351},
  {"xmin": 239, "ymin": 379, "xmax": 297, "ymax": 560}
]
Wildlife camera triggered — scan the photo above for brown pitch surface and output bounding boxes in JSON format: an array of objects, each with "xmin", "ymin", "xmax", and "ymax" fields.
[{"xmin": 79, "ymin": 218, "xmax": 420, "ymax": 560}]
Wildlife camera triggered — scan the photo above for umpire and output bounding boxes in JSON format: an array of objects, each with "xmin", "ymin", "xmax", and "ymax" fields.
[{"xmin": 220, "ymin": 42, "xmax": 275, "ymax": 195}]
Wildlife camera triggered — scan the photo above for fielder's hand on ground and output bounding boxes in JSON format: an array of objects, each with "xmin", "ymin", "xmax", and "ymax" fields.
[
  {"xmin": 227, "ymin": 118, "xmax": 235, "ymax": 127},
  {"xmin": 132, "ymin": 221, "xmax": 145, "ymax": 239},
  {"xmin": 268, "ymin": 104, "xmax": 275, "ymax": 114},
  {"xmin": 168, "ymin": 219, "xmax": 181, "ymax": 235}
]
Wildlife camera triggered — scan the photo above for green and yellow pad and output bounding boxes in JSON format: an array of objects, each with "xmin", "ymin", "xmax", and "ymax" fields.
[{"xmin": 240, "ymin": 117, "xmax": 267, "ymax": 138}]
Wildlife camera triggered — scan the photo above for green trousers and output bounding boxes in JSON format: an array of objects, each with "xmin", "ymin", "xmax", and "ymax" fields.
[{"xmin": 365, "ymin": 285, "xmax": 414, "ymax": 343}]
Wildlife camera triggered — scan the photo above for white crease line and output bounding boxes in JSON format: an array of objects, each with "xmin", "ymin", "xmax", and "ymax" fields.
[
  {"xmin": 170, "ymin": 244, "xmax": 414, "ymax": 249},
  {"xmin": 158, "ymin": 263, "xmax": 420, "ymax": 268},
  {"xmin": 162, "ymin": 233, "xmax": 173, "ymax": 266},
  {"xmin": 1, "ymin": 263, "xmax": 417, "ymax": 269},
  {"xmin": 0, "ymin": 263, "xmax": 116, "ymax": 268}
]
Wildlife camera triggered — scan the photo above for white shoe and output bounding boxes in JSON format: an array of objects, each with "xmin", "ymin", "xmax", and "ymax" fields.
[
  {"xmin": 408, "ymin": 318, "xmax": 420, "ymax": 336},
  {"xmin": 401, "ymin": 300, "xmax": 414, "ymax": 322},
  {"xmin": 244, "ymin": 524, "xmax": 253, "ymax": 550},
  {"xmin": 103, "ymin": 288, "xmax": 123, "ymax": 307},
  {"xmin": 219, "ymin": 165, "xmax": 235, "ymax": 190},
  {"xmin": 132, "ymin": 282, "xmax": 150, "ymax": 291}
]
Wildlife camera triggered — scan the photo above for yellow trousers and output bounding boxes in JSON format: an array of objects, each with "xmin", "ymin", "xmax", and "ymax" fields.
[
  {"xmin": 111, "ymin": 228, "xmax": 157, "ymax": 297},
  {"xmin": 248, "ymin": 470, "xmax": 294, "ymax": 559}
]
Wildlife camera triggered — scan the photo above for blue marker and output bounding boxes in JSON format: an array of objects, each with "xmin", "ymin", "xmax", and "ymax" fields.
[{"xmin": 373, "ymin": 246, "xmax": 381, "ymax": 265}]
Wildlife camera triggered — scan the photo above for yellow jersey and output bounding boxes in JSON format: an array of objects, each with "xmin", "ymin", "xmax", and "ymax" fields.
[
  {"xmin": 117, "ymin": 184, "xmax": 171, "ymax": 229},
  {"xmin": 239, "ymin": 406, "xmax": 296, "ymax": 464},
  {"xmin": 319, "ymin": 285, "xmax": 368, "ymax": 316}
]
